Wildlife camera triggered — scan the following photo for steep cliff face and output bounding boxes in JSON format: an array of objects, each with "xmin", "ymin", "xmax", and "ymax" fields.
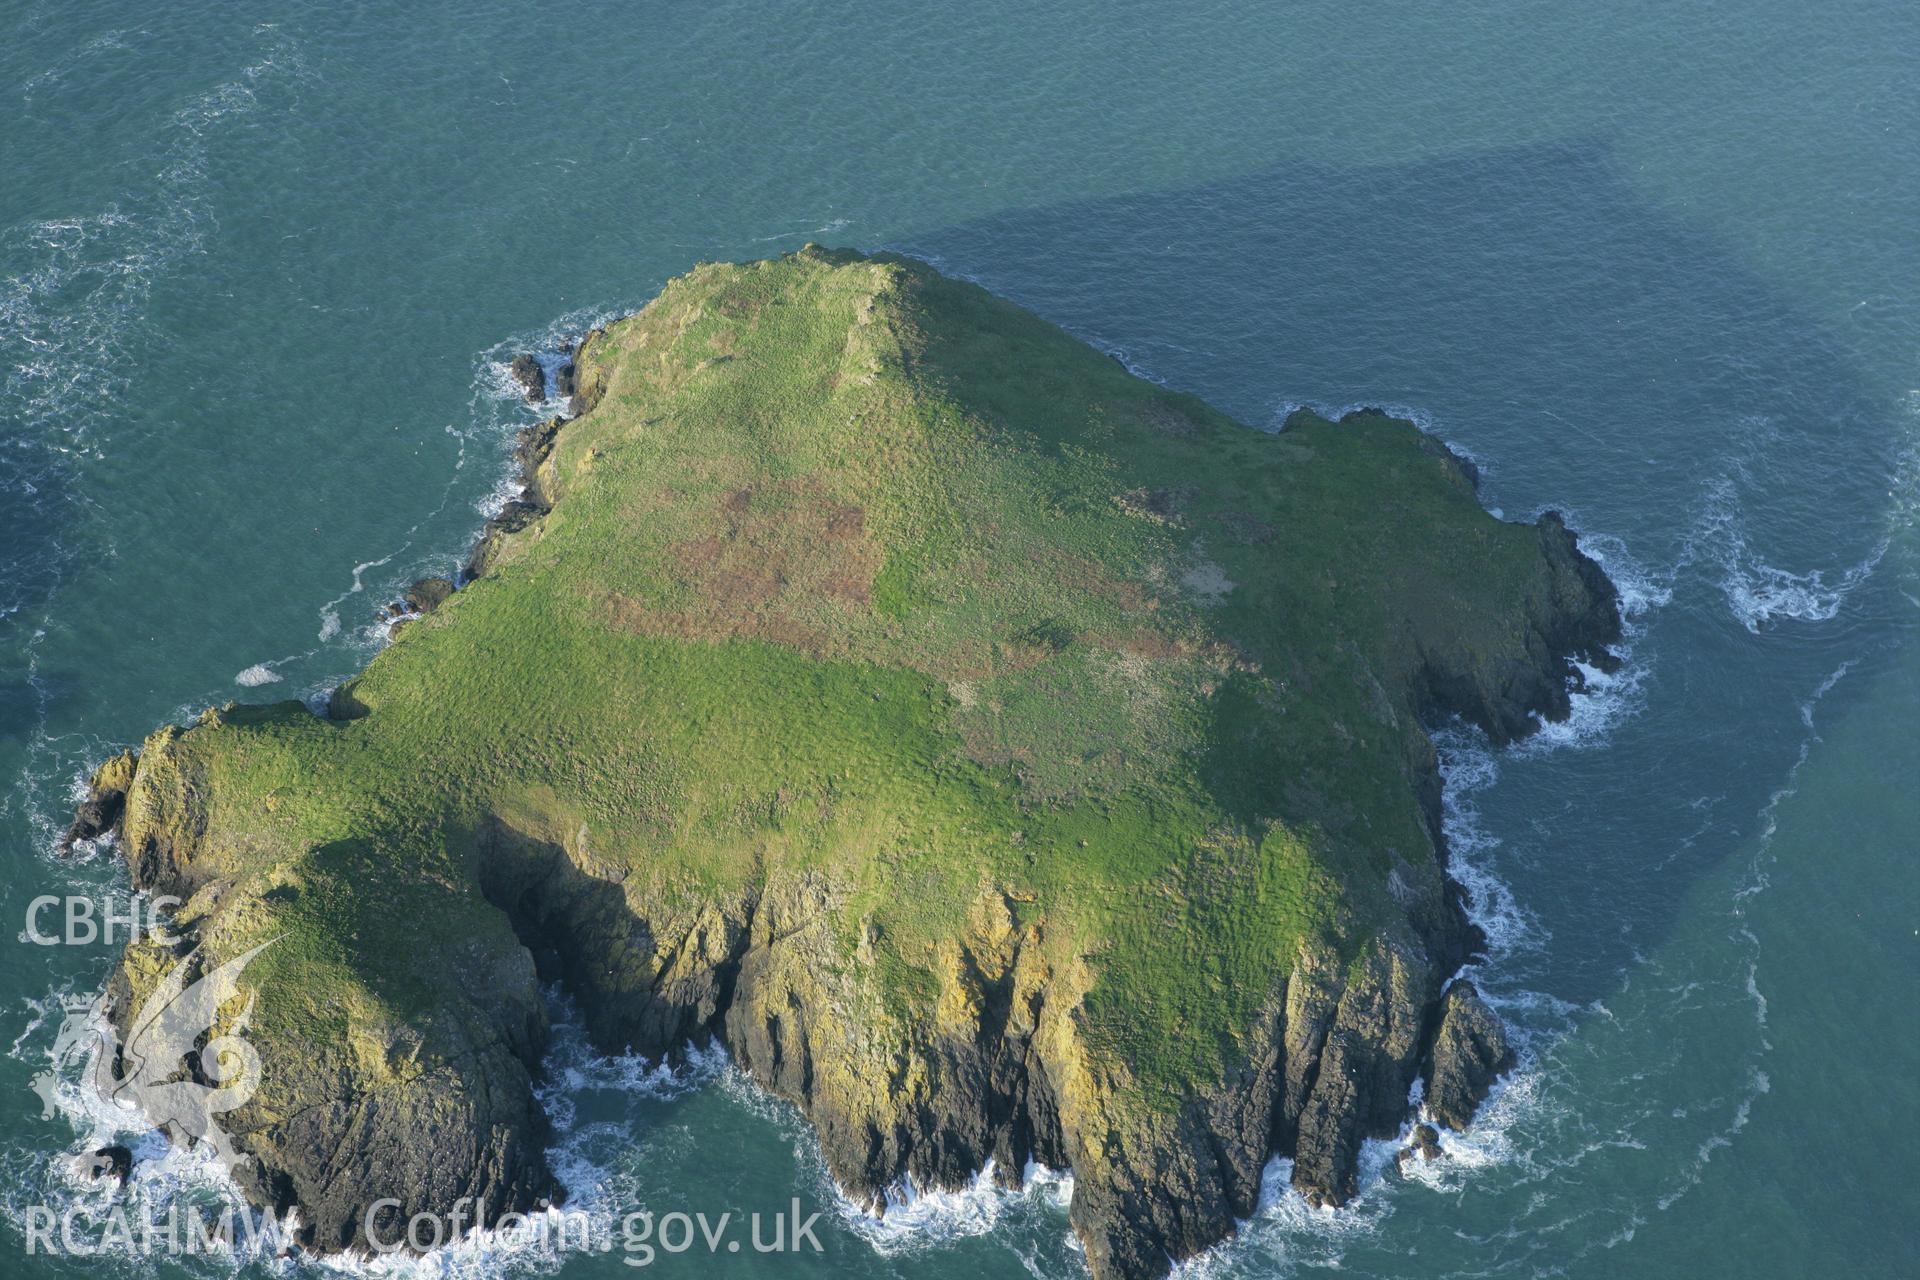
[{"xmin": 75, "ymin": 248, "xmax": 1618, "ymax": 1278}]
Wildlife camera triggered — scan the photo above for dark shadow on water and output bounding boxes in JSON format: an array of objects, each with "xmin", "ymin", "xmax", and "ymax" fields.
[{"xmin": 891, "ymin": 138, "xmax": 1913, "ymax": 1007}]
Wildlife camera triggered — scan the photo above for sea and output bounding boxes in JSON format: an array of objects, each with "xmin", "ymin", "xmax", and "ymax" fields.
[{"xmin": 1, "ymin": 2, "xmax": 1914, "ymax": 1277}]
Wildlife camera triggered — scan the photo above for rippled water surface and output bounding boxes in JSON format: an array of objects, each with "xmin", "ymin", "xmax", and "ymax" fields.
[{"xmin": 2, "ymin": 2, "xmax": 1914, "ymax": 1277}]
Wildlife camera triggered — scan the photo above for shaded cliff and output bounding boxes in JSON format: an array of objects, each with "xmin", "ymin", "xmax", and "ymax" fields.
[{"xmin": 76, "ymin": 248, "xmax": 1618, "ymax": 1277}]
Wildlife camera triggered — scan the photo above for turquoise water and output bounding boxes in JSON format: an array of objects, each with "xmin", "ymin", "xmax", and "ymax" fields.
[{"xmin": 2, "ymin": 1, "xmax": 1914, "ymax": 1277}]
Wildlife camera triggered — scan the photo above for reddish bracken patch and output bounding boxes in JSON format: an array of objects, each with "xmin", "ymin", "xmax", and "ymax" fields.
[{"xmin": 603, "ymin": 477, "xmax": 880, "ymax": 655}]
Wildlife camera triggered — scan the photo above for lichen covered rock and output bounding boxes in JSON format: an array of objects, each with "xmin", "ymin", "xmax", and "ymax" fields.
[{"xmin": 1424, "ymin": 980, "xmax": 1516, "ymax": 1132}]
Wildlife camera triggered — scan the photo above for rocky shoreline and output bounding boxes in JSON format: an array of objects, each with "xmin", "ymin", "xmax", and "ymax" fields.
[
  {"xmin": 70, "ymin": 494, "xmax": 1613, "ymax": 1273},
  {"xmin": 64, "ymin": 255, "xmax": 1622, "ymax": 1279}
]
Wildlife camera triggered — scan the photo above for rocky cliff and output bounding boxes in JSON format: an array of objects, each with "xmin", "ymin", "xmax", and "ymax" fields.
[{"xmin": 73, "ymin": 248, "xmax": 1618, "ymax": 1277}]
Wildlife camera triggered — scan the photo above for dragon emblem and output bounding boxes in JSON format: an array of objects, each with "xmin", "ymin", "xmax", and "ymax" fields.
[{"xmin": 32, "ymin": 941, "xmax": 274, "ymax": 1177}]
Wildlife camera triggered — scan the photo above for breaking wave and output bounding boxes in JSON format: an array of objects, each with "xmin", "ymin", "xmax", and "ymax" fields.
[
  {"xmin": 1516, "ymin": 524, "xmax": 1669, "ymax": 754},
  {"xmin": 1676, "ymin": 403, "xmax": 1917, "ymax": 633},
  {"xmin": 1695, "ymin": 473, "xmax": 1877, "ymax": 630},
  {"xmin": 839, "ymin": 1161, "xmax": 1075, "ymax": 1257}
]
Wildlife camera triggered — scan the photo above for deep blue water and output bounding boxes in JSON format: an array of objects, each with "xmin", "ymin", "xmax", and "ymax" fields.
[{"xmin": 2, "ymin": 3, "xmax": 1914, "ymax": 1278}]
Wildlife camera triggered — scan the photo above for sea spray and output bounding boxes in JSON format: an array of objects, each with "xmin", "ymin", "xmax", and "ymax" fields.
[{"xmin": 1514, "ymin": 525, "xmax": 1669, "ymax": 754}]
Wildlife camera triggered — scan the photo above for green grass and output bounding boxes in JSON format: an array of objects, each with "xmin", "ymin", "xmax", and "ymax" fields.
[{"xmin": 132, "ymin": 247, "xmax": 1575, "ymax": 1104}]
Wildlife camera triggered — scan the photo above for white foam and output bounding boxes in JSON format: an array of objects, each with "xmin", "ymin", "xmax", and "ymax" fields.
[
  {"xmin": 4, "ymin": 984, "xmax": 298, "ymax": 1272},
  {"xmin": 1506, "ymin": 523, "xmax": 1668, "ymax": 756},
  {"xmin": 1372, "ymin": 516, "xmax": 1677, "ymax": 1231},
  {"xmin": 750, "ymin": 216, "xmax": 854, "ymax": 244},
  {"xmin": 1084, "ymin": 337, "xmax": 1170, "ymax": 386},
  {"xmin": 1434, "ymin": 733, "xmax": 1544, "ymax": 963},
  {"xmin": 304, "ymin": 300, "xmax": 632, "ymax": 648},
  {"xmin": 1688, "ymin": 470, "xmax": 1882, "ymax": 633},
  {"xmin": 1653, "ymin": 1066, "xmax": 1770, "ymax": 1213},
  {"xmin": 1176, "ymin": 1154, "xmax": 1391, "ymax": 1277},
  {"xmin": 233, "ymin": 663, "xmax": 282, "ymax": 687},
  {"xmin": 1580, "ymin": 530, "xmax": 1675, "ymax": 621},
  {"xmin": 836, "ymin": 1160, "xmax": 1074, "ymax": 1256},
  {"xmin": 306, "ymin": 1206, "xmax": 589, "ymax": 1280},
  {"xmin": 1268, "ymin": 398, "xmax": 1445, "ymax": 442},
  {"xmin": 1, "ymin": 32, "xmax": 313, "ymax": 689},
  {"xmin": 534, "ymin": 1005, "xmax": 723, "ymax": 1142}
]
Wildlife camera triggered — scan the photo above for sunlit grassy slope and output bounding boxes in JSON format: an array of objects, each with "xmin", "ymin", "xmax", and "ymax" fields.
[{"xmin": 153, "ymin": 247, "xmax": 1563, "ymax": 1096}]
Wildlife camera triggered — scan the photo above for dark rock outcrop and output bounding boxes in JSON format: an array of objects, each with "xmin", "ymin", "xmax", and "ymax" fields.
[
  {"xmin": 507, "ymin": 354, "xmax": 545, "ymax": 404},
  {"xmin": 405, "ymin": 576, "xmax": 454, "ymax": 613},
  {"xmin": 57, "ymin": 750, "xmax": 134, "ymax": 854},
  {"xmin": 1395, "ymin": 1123, "xmax": 1445, "ymax": 1172},
  {"xmin": 464, "ymin": 418, "xmax": 563, "ymax": 581},
  {"xmin": 465, "ymin": 501, "xmax": 545, "ymax": 581},
  {"xmin": 1289, "ymin": 940, "xmax": 1430, "ymax": 1208},
  {"xmin": 97, "ymin": 795, "xmax": 558, "ymax": 1256},
  {"xmin": 1424, "ymin": 981, "xmax": 1515, "ymax": 1131},
  {"xmin": 77, "ymin": 1144, "xmax": 133, "ymax": 1185},
  {"xmin": 563, "ymin": 330, "xmax": 611, "ymax": 418}
]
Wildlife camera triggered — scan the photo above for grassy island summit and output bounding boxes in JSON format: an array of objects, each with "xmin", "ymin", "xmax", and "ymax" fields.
[{"xmin": 77, "ymin": 248, "xmax": 1620, "ymax": 1278}]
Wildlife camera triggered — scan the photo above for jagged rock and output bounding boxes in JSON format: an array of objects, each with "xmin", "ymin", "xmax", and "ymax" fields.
[
  {"xmin": 1425, "ymin": 981, "xmax": 1515, "ymax": 1131},
  {"xmin": 76, "ymin": 1144, "xmax": 133, "ymax": 1185},
  {"xmin": 58, "ymin": 751, "xmax": 134, "ymax": 855},
  {"xmin": 465, "ymin": 500, "xmax": 547, "ymax": 580},
  {"xmin": 459, "ymin": 418, "xmax": 569, "ymax": 582},
  {"xmin": 404, "ymin": 577, "xmax": 454, "ymax": 613},
  {"xmin": 1394, "ymin": 1123, "xmax": 1444, "ymax": 1172},
  {"xmin": 512, "ymin": 417, "xmax": 561, "ymax": 478},
  {"xmin": 507, "ymin": 354, "xmax": 544, "ymax": 404},
  {"xmin": 1291, "ymin": 940, "xmax": 1430, "ymax": 1208},
  {"xmin": 563, "ymin": 330, "xmax": 610, "ymax": 419}
]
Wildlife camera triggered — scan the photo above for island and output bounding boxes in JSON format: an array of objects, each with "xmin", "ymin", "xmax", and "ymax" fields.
[{"xmin": 69, "ymin": 247, "xmax": 1620, "ymax": 1278}]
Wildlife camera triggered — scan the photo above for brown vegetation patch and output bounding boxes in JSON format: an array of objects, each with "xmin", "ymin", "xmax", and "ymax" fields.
[
  {"xmin": 1029, "ymin": 547, "xmax": 1158, "ymax": 615},
  {"xmin": 603, "ymin": 477, "xmax": 881, "ymax": 654},
  {"xmin": 709, "ymin": 283, "xmax": 769, "ymax": 321},
  {"xmin": 1084, "ymin": 628, "xmax": 1259, "ymax": 672},
  {"xmin": 1084, "ymin": 628, "xmax": 1194, "ymax": 662},
  {"xmin": 601, "ymin": 594, "xmax": 838, "ymax": 657}
]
